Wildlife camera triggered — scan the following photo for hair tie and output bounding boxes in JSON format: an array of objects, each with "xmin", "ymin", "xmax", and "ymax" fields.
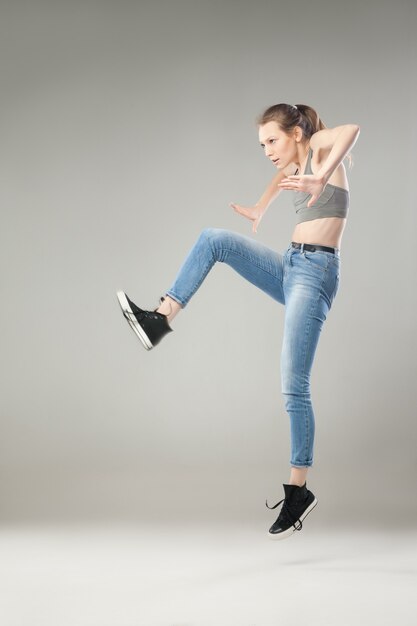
[{"xmin": 293, "ymin": 105, "xmax": 298, "ymax": 110}]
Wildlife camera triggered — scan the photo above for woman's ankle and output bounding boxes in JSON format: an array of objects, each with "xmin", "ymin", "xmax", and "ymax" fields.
[
  {"xmin": 156, "ymin": 295, "xmax": 182, "ymax": 322},
  {"xmin": 288, "ymin": 466, "xmax": 309, "ymax": 487}
]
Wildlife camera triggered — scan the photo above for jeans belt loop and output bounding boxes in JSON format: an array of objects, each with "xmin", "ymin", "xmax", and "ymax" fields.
[{"xmin": 300, "ymin": 243, "xmax": 304, "ymax": 253}]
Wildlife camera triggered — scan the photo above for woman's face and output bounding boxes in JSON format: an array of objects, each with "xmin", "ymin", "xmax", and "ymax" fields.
[{"xmin": 258, "ymin": 121, "xmax": 298, "ymax": 169}]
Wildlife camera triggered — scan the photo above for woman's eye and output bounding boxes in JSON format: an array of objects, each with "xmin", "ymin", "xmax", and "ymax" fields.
[{"xmin": 260, "ymin": 139, "xmax": 276, "ymax": 148}]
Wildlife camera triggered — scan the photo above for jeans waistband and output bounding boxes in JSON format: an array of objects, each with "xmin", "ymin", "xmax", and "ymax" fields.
[{"xmin": 291, "ymin": 241, "xmax": 339, "ymax": 256}]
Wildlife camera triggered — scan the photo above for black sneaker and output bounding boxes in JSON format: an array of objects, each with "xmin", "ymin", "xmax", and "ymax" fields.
[
  {"xmin": 117, "ymin": 291, "xmax": 173, "ymax": 350},
  {"xmin": 266, "ymin": 483, "xmax": 317, "ymax": 540}
]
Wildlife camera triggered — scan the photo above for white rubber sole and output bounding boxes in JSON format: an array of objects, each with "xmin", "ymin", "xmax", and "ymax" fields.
[
  {"xmin": 117, "ymin": 291, "xmax": 153, "ymax": 350},
  {"xmin": 267, "ymin": 497, "xmax": 318, "ymax": 540}
]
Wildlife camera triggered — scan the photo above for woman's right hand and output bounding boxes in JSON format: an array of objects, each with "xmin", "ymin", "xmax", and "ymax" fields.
[{"xmin": 229, "ymin": 202, "xmax": 264, "ymax": 234}]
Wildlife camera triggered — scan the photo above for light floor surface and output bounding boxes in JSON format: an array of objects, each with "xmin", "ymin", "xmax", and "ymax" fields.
[{"xmin": 1, "ymin": 521, "xmax": 416, "ymax": 626}]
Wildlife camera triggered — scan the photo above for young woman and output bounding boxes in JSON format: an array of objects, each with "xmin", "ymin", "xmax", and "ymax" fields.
[{"xmin": 117, "ymin": 103, "xmax": 360, "ymax": 540}]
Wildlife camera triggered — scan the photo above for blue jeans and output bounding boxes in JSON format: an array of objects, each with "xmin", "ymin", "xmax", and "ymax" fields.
[{"xmin": 166, "ymin": 228, "xmax": 340, "ymax": 467}]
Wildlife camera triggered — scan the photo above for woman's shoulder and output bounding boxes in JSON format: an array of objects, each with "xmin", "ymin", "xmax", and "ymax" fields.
[{"xmin": 309, "ymin": 125, "xmax": 352, "ymax": 152}]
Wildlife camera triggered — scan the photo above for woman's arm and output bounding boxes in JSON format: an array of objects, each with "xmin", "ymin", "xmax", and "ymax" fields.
[
  {"xmin": 230, "ymin": 166, "xmax": 292, "ymax": 233},
  {"xmin": 254, "ymin": 167, "xmax": 289, "ymax": 211},
  {"xmin": 278, "ymin": 124, "xmax": 361, "ymax": 207},
  {"xmin": 311, "ymin": 124, "xmax": 361, "ymax": 184}
]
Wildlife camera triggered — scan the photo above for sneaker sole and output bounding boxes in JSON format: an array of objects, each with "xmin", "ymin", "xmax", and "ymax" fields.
[
  {"xmin": 267, "ymin": 497, "xmax": 318, "ymax": 540},
  {"xmin": 117, "ymin": 291, "xmax": 153, "ymax": 351}
]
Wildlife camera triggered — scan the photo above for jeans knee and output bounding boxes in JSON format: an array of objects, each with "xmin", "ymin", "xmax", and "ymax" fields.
[
  {"xmin": 282, "ymin": 391, "xmax": 293, "ymax": 413},
  {"xmin": 199, "ymin": 227, "xmax": 228, "ymax": 259},
  {"xmin": 199, "ymin": 227, "xmax": 224, "ymax": 242},
  {"xmin": 282, "ymin": 366, "xmax": 310, "ymax": 399},
  {"xmin": 282, "ymin": 386, "xmax": 311, "ymax": 413}
]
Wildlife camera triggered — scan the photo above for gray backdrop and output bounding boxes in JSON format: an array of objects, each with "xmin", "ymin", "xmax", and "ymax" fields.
[{"xmin": 1, "ymin": 0, "xmax": 416, "ymax": 524}]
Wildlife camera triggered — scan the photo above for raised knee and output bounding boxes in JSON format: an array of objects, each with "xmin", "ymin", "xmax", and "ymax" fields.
[
  {"xmin": 199, "ymin": 227, "xmax": 223, "ymax": 241},
  {"xmin": 198, "ymin": 227, "xmax": 228, "ymax": 258}
]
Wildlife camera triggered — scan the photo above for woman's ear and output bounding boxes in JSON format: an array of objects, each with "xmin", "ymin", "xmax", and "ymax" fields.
[{"xmin": 293, "ymin": 126, "xmax": 304, "ymax": 143}]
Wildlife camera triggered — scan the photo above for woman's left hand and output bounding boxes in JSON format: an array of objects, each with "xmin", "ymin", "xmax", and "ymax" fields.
[{"xmin": 278, "ymin": 174, "xmax": 327, "ymax": 208}]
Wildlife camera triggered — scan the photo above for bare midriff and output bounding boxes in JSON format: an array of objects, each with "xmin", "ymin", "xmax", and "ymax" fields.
[{"xmin": 291, "ymin": 216, "xmax": 347, "ymax": 250}]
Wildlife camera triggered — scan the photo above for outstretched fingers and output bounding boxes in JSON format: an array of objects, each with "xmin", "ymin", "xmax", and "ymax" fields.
[
  {"xmin": 230, "ymin": 202, "xmax": 249, "ymax": 217},
  {"xmin": 278, "ymin": 176, "xmax": 300, "ymax": 190}
]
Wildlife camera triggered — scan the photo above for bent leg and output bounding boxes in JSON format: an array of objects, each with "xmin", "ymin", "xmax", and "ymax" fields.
[{"xmin": 166, "ymin": 227, "xmax": 285, "ymax": 307}]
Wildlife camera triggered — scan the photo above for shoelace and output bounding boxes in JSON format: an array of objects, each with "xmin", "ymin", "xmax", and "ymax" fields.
[
  {"xmin": 124, "ymin": 296, "xmax": 168, "ymax": 324},
  {"xmin": 124, "ymin": 309, "xmax": 161, "ymax": 323},
  {"xmin": 265, "ymin": 497, "xmax": 303, "ymax": 531}
]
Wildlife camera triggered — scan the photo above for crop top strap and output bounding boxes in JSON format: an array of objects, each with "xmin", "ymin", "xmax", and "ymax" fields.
[
  {"xmin": 294, "ymin": 147, "xmax": 313, "ymax": 176},
  {"xmin": 305, "ymin": 147, "xmax": 313, "ymax": 173}
]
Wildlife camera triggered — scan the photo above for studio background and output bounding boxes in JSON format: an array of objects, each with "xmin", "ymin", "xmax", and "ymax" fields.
[{"xmin": 1, "ymin": 0, "xmax": 416, "ymax": 526}]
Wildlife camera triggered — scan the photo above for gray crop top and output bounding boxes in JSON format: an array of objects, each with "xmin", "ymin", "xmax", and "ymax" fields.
[{"xmin": 293, "ymin": 148, "xmax": 349, "ymax": 224}]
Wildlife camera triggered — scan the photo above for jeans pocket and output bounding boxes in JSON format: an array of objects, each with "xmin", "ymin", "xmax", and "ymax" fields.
[
  {"xmin": 329, "ymin": 269, "xmax": 340, "ymax": 305},
  {"xmin": 334, "ymin": 271, "xmax": 340, "ymax": 296},
  {"xmin": 303, "ymin": 251, "xmax": 328, "ymax": 272}
]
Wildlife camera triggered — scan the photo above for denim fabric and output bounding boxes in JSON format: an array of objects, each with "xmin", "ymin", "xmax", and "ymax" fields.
[{"xmin": 166, "ymin": 228, "xmax": 340, "ymax": 467}]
